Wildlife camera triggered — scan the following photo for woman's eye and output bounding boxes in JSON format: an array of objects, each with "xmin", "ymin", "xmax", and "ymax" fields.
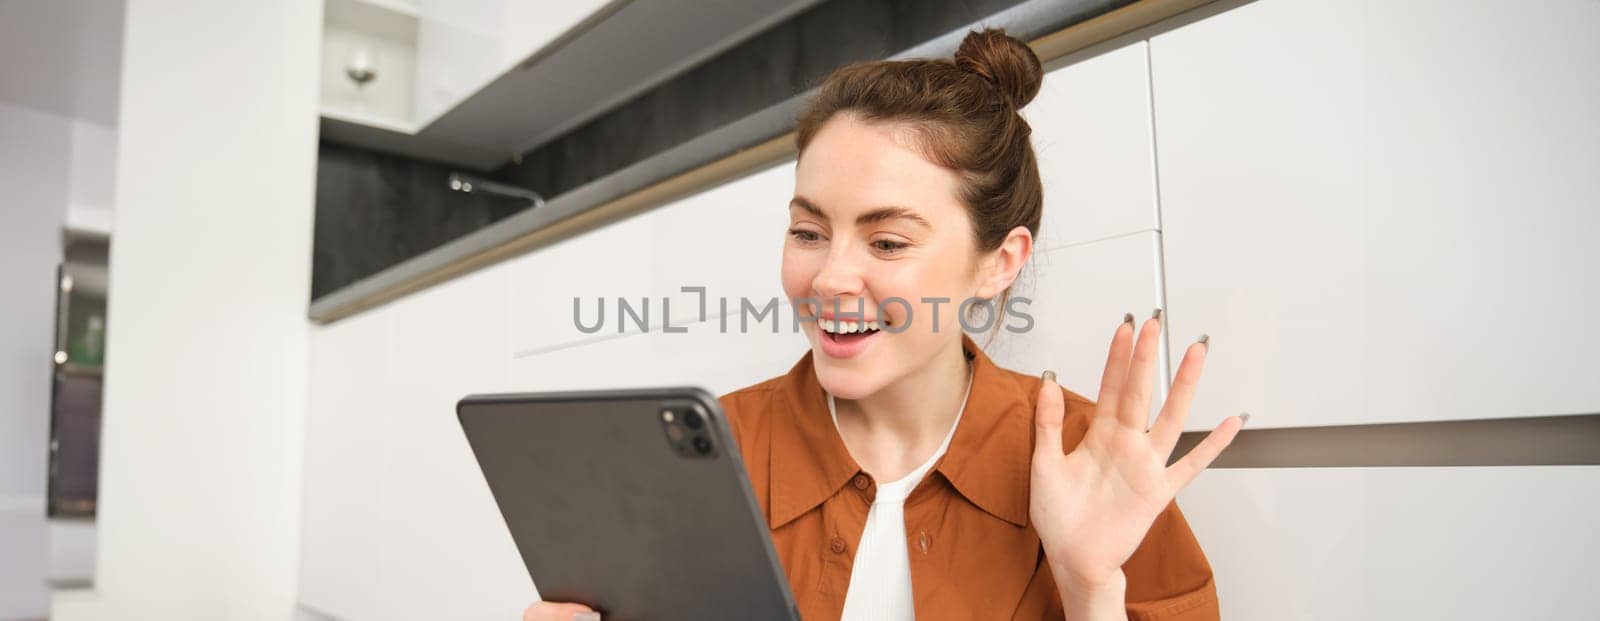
[
  {"xmin": 872, "ymin": 239, "xmax": 908, "ymax": 253},
  {"xmin": 789, "ymin": 228, "xmax": 822, "ymax": 243}
]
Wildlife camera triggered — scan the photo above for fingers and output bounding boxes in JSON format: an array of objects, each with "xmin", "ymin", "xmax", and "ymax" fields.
[
  {"xmin": 1115, "ymin": 310, "xmax": 1164, "ymax": 430},
  {"xmin": 1094, "ymin": 314, "xmax": 1136, "ymax": 422},
  {"xmin": 1165, "ymin": 414, "xmax": 1246, "ymax": 490},
  {"xmin": 1149, "ymin": 337, "xmax": 1207, "ymax": 456},
  {"xmin": 523, "ymin": 602, "xmax": 598, "ymax": 621},
  {"xmin": 1035, "ymin": 370, "xmax": 1066, "ymax": 457}
]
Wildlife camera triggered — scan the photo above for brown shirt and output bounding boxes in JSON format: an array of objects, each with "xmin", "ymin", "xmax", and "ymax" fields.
[{"xmin": 720, "ymin": 336, "xmax": 1221, "ymax": 620}]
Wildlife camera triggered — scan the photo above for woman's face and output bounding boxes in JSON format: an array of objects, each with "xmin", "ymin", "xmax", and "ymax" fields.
[{"xmin": 783, "ymin": 113, "xmax": 1015, "ymax": 400}]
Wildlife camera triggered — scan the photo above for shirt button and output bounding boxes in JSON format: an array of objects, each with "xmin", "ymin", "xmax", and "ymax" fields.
[
  {"xmin": 829, "ymin": 537, "xmax": 846, "ymax": 554},
  {"xmin": 852, "ymin": 474, "xmax": 870, "ymax": 490},
  {"xmin": 918, "ymin": 531, "xmax": 931, "ymax": 554}
]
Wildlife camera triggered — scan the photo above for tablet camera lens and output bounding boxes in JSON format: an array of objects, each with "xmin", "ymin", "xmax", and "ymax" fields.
[
  {"xmin": 682, "ymin": 408, "xmax": 704, "ymax": 430},
  {"xmin": 692, "ymin": 435, "xmax": 712, "ymax": 455}
]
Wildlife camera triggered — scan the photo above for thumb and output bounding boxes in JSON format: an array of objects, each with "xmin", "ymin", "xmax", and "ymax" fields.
[{"xmin": 1035, "ymin": 370, "xmax": 1065, "ymax": 458}]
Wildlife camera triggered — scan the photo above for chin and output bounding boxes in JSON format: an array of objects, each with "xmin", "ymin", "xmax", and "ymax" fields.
[
  {"xmin": 799, "ymin": 325, "xmax": 887, "ymax": 399},
  {"xmin": 812, "ymin": 361, "xmax": 885, "ymax": 401}
]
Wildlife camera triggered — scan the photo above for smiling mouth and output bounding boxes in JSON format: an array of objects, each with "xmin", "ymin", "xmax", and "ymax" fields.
[{"xmin": 818, "ymin": 317, "xmax": 883, "ymax": 343}]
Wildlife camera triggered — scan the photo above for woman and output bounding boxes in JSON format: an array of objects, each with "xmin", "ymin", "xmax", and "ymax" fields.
[{"xmin": 528, "ymin": 28, "xmax": 1244, "ymax": 621}]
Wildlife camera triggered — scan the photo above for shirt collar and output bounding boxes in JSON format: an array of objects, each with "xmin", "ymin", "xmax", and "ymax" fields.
[{"xmin": 768, "ymin": 334, "xmax": 1033, "ymax": 529}]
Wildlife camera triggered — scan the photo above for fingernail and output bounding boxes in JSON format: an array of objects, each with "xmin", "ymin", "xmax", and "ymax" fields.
[
  {"xmin": 1239, "ymin": 412, "xmax": 1251, "ymax": 425},
  {"xmin": 1041, "ymin": 370, "xmax": 1056, "ymax": 384},
  {"xmin": 1152, "ymin": 308, "xmax": 1163, "ymax": 320},
  {"xmin": 1122, "ymin": 312, "xmax": 1134, "ymax": 325},
  {"xmin": 1197, "ymin": 333, "xmax": 1210, "ymax": 349},
  {"xmin": 574, "ymin": 612, "xmax": 601, "ymax": 621}
]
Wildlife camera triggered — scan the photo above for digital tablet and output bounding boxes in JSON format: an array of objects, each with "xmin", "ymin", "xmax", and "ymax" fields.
[{"xmin": 457, "ymin": 387, "xmax": 800, "ymax": 621}]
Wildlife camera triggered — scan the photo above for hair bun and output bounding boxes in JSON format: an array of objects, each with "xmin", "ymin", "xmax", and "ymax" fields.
[{"xmin": 954, "ymin": 28, "xmax": 1043, "ymax": 109}]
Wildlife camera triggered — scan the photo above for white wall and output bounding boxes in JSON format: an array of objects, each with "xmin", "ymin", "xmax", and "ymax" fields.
[
  {"xmin": 300, "ymin": 1, "xmax": 1600, "ymax": 619},
  {"xmin": 0, "ymin": 0, "xmax": 126, "ymax": 128},
  {"xmin": 1, "ymin": 4, "xmax": 126, "ymax": 613},
  {"xmin": 0, "ymin": 101, "xmax": 72, "ymax": 621},
  {"xmin": 2, "ymin": 2, "xmax": 127, "ymax": 610},
  {"xmin": 49, "ymin": 0, "xmax": 323, "ymax": 618}
]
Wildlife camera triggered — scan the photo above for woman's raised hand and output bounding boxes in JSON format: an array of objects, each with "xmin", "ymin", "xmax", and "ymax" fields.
[{"xmin": 1029, "ymin": 311, "xmax": 1244, "ymax": 606}]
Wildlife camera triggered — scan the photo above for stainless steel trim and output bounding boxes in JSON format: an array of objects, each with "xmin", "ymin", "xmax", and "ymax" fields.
[{"xmin": 1171, "ymin": 413, "xmax": 1600, "ymax": 468}]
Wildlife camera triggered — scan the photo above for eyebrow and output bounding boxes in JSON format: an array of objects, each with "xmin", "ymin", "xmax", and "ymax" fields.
[{"xmin": 789, "ymin": 196, "xmax": 932, "ymax": 229}]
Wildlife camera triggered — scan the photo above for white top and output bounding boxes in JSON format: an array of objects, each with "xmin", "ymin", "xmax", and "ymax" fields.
[{"xmin": 827, "ymin": 367, "xmax": 973, "ymax": 621}]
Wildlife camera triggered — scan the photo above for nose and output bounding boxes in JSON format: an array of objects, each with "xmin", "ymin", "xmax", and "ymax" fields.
[{"xmin": 811, "ymin": 244, "xmax": 865, "ymax": 302}]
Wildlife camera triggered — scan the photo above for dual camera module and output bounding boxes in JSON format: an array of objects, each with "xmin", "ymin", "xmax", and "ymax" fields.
[{"xmin": 660, "ymin": 405, "xmax": 716, "ymax": 458}]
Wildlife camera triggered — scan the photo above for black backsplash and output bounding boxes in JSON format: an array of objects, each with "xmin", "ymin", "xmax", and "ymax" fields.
[
  {"xmin": 490, "ymin": 0, "xmax": 1062, "ymax": 200},
  {"xmin": 312, "ymin": 0, "xmax": 1128, "ymax": 301},
  {"xmin": 312, "ymin": 142, "xmax": 528, "ymax": 300}
]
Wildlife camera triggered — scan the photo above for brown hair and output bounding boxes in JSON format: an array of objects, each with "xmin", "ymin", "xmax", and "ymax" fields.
[
  {"xmin": 793, "ymin": 29, "xmax": 1043, "ymax": 332},
  {"xmin": 795, "ymin": 28, "xmax": 1045, "ymax": 254}
]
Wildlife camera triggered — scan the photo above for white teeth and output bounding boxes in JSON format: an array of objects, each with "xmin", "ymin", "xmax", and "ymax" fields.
[{"xmin": 819, "ymin": 318, "xmax": 883, "ymax": 334}]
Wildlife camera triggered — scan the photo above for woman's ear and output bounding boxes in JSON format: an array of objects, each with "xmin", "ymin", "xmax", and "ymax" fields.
[{"xmin": 976, "ymin": 225, "xmax": 1033, "ymax": 299}]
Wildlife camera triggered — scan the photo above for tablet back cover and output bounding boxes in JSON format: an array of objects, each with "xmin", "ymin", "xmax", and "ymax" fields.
[{"xmin": 458, "ymin": 387, "xmax": 799, "ymax": 621}]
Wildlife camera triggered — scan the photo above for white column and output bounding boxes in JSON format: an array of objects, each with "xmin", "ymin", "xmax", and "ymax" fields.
[{"xmin": 51, "ymin": 0, "xmax": 322, "ymax": 618}]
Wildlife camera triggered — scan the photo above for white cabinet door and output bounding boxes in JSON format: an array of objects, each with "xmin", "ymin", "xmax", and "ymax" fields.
[
  {"xmin": 507, "ymin": 163, "xmax": 793, "ymax": 358},
  {"xmin": 379, "ymin": 266, "xmax": 531, "ymax": 620},
  {"xmin": 509, "ymin": 314, "xmax": 808, "ymax": 398},
  {"xmin": 1029, "ymin": 41, "xmax": 1160, "ymax": 251},
  {"xmin": 987, "ymin": 39, "xmax": 1170, "ymax": 421},
  {"xmin": 300, "ymin": 307, "xmax": 393, "ymax": 620},
  {"xmin": 303, "ymin": 267, "xmax": 530, "ymax": 620},
  {"xmin": 1178, "ymin": 466, "xmax": 1600, "ymax": 619},
  {"xmin": 1152, "ymin": 0, "xmax": 1600, "ymax": 430},
  {"xmin": 986, "ymin": 231, "xmax": 1169, "ymax": 423},
  {"xmin": 647, "ymin": 162, "xmax": 794, "ymax": 324},
  {"xmin": 506, "ymin": 208, "xmax": 659, "ymax": 356}
]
